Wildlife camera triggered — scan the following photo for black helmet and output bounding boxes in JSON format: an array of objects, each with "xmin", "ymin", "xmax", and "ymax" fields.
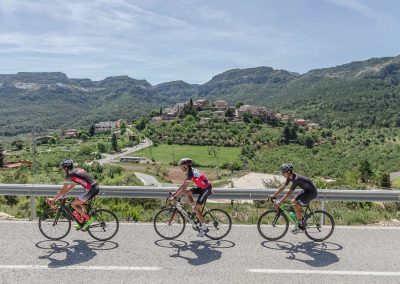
[
  {"xmin": 280, "ymin": 163, "xmax": 293, "ymax": 173},
  {"xmin": 60, "ymin": 159, "xmax": 74, "ymax": 170},
  {"xmin": 178, "ymin": 158, "xmax": 192, "ymax": 166}
]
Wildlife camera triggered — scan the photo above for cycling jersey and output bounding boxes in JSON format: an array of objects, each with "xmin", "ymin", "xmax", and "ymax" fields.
[
  {"xmin": 186, "ymin": 167, "xmax": 211, "ymax": 189},
  {"xmin": 285, "ymin": 173, "xmax": 317, "ymax": 193},
  {"xmin": 65, "ymin": 168, "xmax": 97, "ymax": 190},
  {"xmin": 285, "ymin": 173, "xmax": 317, "ymax": 207}
]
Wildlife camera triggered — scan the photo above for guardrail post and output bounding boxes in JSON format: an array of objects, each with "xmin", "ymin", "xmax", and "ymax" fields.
[
  {"xmin": 321, "ymin": 198, "xmax": 326, "ymax": 225},
  {"xmin": 30, "ymin": 196, "xmax": 36, "ymax": 220}
]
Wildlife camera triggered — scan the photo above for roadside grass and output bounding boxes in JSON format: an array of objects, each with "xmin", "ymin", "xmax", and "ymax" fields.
[{"xmin": 134, "ymin": 144, "xmax": 241, "ymax": 167}]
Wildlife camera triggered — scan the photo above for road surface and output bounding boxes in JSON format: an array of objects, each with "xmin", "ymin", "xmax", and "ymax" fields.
[
  {"xmin": 0, "ymin": 221, "xmax": 399, "ymax": 283},
  {"xmin": 134, "ymin": 172, "xmax": 162, "ymax": 186},
  {"xmin": 97, "ymin": 138, "xmax": 152, "ymax": 165}
]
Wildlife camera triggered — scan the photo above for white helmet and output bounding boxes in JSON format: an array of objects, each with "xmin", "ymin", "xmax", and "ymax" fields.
[{"xmin": 178, "ymin": 158, "xmax": 192, "ymax": 166}]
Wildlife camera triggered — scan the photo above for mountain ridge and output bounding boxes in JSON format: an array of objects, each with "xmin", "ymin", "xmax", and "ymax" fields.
[{"xmin": 1, "ymin": 54, "xmax": 400, "ymax": 136}]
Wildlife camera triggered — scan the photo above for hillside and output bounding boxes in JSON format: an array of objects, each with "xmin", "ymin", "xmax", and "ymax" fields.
[{"xmin": 1, "ymin": 55, "xmax": 400, "ymax": 136}]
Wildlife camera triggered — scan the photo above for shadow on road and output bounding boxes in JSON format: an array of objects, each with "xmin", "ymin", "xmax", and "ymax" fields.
[
  {"xmin": 261, "ymin": 241, "xmax": 343, "ymax": 267},
  {"xmin": 154, "ymin": 239, "xmax": 235, "ymax": 266},
  {"xmin": 35, "ymin": 240, "xmax": 119, "ymax": 268}
]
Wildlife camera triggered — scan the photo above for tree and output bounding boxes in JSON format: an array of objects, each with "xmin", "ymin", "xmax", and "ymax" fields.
[
  {"xmin": 236, "ymin": 102, "xmax": 244, "ymax": 109},
  {"xmin": 379, "ymin": 173, "xmax": 391, "ymax": 188},
  {"xmin": 120, "ymin": 122, "xmax": 127, "ymax": 135},
  {"xmin": 304, "ymin": 135, "xmax": 314, "ymax": 148},
  {"xmin": 89, "ymin": 124, "xmax": 96, "ymax": 136},
  {"xmin": 282, "ymin": 125, "xmax": 291, "ymax": 144},
  {"xmin": 81, "ymin": 133, "xmax": 89, "ymax": 141},
  {"xmin": 97, "ymin": 142, "xmax": 107, "ymax": 153},
  {"xmin": 11, "ymin": 140, "xmax": 24, "ymax": 151},
  {"xmin": 0, "ymin": 144, "xmax": 4, "ymax": 167},
  {"xmin": 111, "ymin": 133, "xmax": 118, "ymax": 152},
  {"xmin": 135, "ymin": 118, "xmax": 148, "ymax": 131},
  {"xmin": 242, "ymin": 112, "xmax": 252, "ymax": 123},
  {"xmin": 359, "ymin": 160, "xmax": 372, "ymax": 183}
]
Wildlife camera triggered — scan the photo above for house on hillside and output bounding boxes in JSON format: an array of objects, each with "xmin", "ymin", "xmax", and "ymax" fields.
[
  {"xmin": 162, "ymin": 108, "xmax": 177, "ymax": 120},
  {"xmin": 65, "ymin": 129, "xmax": 78, "ymax": 139},
  {"xmin": 307, "ymin": 123, "xmax": 319, "ymax": 130},
  {"xmin": 213, "ymin": 110, "xmax": 225, "ymax": 118},
  {"xmin": 95, "ymin": 121, "xmax": 117, "ymax": 133},
  {"xmin": 238, "ymin": 104, "xmax": 260, "ymax": 116},
  {"xmin": 294, "ymin": 119, "xmax": 307, "ymax": 127},
  {"xmin": 214, "ymin": 100, "xmax": 228, "ymax": 110},
  {"xmin": 151, "ymin": 116, "xmax": 163, "ymax": 123},
  {"xmin": 195, "ymin": 99, "xmax": 210, "ymax": 109}
]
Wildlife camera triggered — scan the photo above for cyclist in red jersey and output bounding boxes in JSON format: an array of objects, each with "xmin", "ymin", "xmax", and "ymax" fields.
[
  {"xmin": 47, "ymin": 159, "xmax": 99, "ymax": 230},
  {"xmin": 169, "ymin": 158, "xmax": 212, "ymax": 237}
]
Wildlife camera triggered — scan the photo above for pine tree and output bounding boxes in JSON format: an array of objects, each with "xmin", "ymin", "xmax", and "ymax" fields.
[
  {"xmin": 89, "ymin": 124, "xmax": 96, "ymax": 136},
  {"xmin": 0, "ymin": 144, "xmax": 4, "ymax": 167},
  {"xmin": 111, "ymin": 133, "xmax": 118, "ymax": 152}
]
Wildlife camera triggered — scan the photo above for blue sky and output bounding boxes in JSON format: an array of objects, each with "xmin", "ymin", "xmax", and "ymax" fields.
[{"xmin": 0, "ymin": 0, "xmax": 399, "ymax": 84}]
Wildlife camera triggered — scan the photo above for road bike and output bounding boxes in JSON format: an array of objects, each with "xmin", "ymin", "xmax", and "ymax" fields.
[
  {"xmin": 38, "ymin": 197, "xmax": 119, "ymax": 241},
  {"xmin": 154, "ymin": 193, "xmax": 232, "ymax": 240},
  {"xmin": 257, "ymin": 197, "xmax": 334, "ymax": 242}
]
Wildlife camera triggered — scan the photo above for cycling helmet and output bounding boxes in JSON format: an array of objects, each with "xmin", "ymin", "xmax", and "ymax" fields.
[
  {"xmin": 280, "ymin": 163, "xmax": 293, "ymax": 173},
  {"xmin": 60, "ymin": 159, "xmax": 74, "ymax": 170},
  {"xmin": 178, "ymin": 158, "xmax": 192, "ymax": 166}
]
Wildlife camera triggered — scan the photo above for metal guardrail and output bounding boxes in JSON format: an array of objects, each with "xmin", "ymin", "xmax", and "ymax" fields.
[{"xmin": 0, "ymin": 184, "xmax": 399, "ymax": 219}]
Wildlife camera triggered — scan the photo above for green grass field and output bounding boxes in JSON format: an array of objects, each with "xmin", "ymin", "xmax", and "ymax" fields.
[{"xmin": 134, "ymin": 144, "xmax": 241, "ymax": 167}]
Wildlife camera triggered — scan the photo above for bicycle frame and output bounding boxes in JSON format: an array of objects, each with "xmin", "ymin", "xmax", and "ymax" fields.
[
  {"xmin": 53, "ymin": 198, "xmax": 94, "ymax": 229},
  {"xmin": 166, "ymin": 198, "xmax": 213, "ymax": 230}
]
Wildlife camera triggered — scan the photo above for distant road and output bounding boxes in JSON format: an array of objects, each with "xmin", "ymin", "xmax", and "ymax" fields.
[
  {"xmin": 1, "ymin": 222, "xmax": 399, "ymax": 283},
  {"xmin": 97, "ymin": 138, "xmax": 152, "ymax": 165},
  {"xmin": 134, "ymin": 172, "xmax": 162, "ymax": 186}
]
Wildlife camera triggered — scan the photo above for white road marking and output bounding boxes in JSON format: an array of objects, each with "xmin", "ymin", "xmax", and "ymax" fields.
[
  {"xmin": 0, "ymin": 265, "xmax": 162, "ymax": 271},
  {"xmin": 1, "ymin": 221, "xmax": 400, "ymax": 230},
  {"xmin": 249, "ymin": 268, "xmax": 400, "ymax": 276}
]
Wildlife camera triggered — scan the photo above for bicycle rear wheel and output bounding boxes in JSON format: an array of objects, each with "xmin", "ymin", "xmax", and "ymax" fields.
[
  {"xmin": 204, "ymin": 209, "xmax": 232, "ymax": 240},
  {"xmin": 88, "ymin": 209, "xmax": 119, "ymax": 241},
  {"xmin": 304, "ymin": 210, "xmax": 335, "ymax": 242},
  {"xmin": 39, "ymin": 208, "xmax": 71, "ymax": 240},
  {"xmin": 257, "ymin": 210, "xmax": 289, "ymax": 241},
  {"xmin": 154, "ymin": 208, "xmax": 186, "ymax": 240}
]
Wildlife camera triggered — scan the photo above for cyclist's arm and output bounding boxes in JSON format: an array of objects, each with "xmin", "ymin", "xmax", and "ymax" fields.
[
  {"xmin": 271, "ymin": 184, "xmax": 287, "ymax": 198},
  {"xmin": 53, "ymin": 182, "xmax": 77, "ymax": 201},
  {"xmin": 276, "ymin": 189, "xmax": 294, "ymax": 205},
  {"xmin": 173, "ymin": 179, "xmax": 189, "ymax": 198}
]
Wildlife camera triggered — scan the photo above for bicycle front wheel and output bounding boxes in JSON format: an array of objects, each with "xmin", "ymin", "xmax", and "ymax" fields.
[
  {"xmin": 204, "ymin": 209, "xmax": 232, "ymax": 240},
  {"xmin": 154, "ymin": 208, "xmax": 186, "ymax": 240},
  {"xmin": 304, "ymin": 210, "xmax": 335, "ymax": 242},
  {"xmin": 257, "ymin": 210, "xmax": 289, "ymax": 241},
  {"xmin": 88, "ymin": 209, "xmax": 119, "ymax": 241},
  {"xmin": 39, "ymin": 208, "xmax": 71, "ymax": 240}
]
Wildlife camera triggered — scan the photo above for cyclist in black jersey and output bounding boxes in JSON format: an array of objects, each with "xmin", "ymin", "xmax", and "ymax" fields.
[
  {"xmin": 47, "ymin": 159, "xmax": 99, "ymax": 230},
  {"xmin": 271, "ymin": 163, "xmax": 318, "ymax": 231}
]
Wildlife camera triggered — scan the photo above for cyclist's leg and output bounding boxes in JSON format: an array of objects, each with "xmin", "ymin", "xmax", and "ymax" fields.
[
  {"xmin": 293, "ymin": 189, "xmax": 317, "ymax": 219},
  {"xmin": 292, "ymin": 190, "xmax": 305, "ymax": 221},
  {"xmin": 73, "ymin": 187, "xmax": 99, "ymax": 221},
  {"xmin": 72, "ymin": 190, "xmax": 89, "ymax": 217},
  {"xmin": 185, "ymin": 187, "xmax": 196, "ymax": 209},
  {"xmin": 194, "ymin": 186, "xmax": 212, "ymax": 224}
]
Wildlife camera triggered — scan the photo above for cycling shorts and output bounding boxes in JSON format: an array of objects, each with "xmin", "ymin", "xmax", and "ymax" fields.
[
  {"xmin": 77, "ymin": 185, "xmax": 100, "ymax": 203},
  {"xmin": 190, "ymin": 185, "xmax": 212, "ymax": 205},
  {"xmin": 294, "ymin": 188, "xmax": 317, "ymax": 207}
]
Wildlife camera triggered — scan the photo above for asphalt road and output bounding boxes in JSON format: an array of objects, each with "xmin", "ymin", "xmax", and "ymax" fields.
[
  {"xmin": 97, "ymin": 138, "xmax": 152, "ymax": 165},
  {"xmin": 0, "ymin": 221, "xmax": 399, "ymax": 284},
  {"xmin": 134, "ymin": 172, "xmax": 162, "ymax": 187}
]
